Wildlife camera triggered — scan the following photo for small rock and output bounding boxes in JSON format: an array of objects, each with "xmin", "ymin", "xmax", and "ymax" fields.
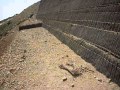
[
  {"xmin": 71, "ymin": 84, "xmax": 75, "ymax": 87},
  {"xmin": 0, "ymin": 64, "xmax": 4, "ymax": 70},
  {"xmin": 98, "ymin": 79, "xmax": 102, "ymax": 82},
  {"xmin": 0, "ymin": 64, "xmax": 4, "ymax": 68},
  {"xmin": 61, "ymin": 57, "xmax": 64, "ymax": 59},
  {"xmin": 19, "ymin": 59, "xmax": 25, "ymax": 62},
  {"xmin": 9, "ymin": 68, "xmax": 16, "ymax": 74},
  {"xmin": 94, "ymin": 76, "xmax": 96, "ymax": 78},
  {"xmin": 21, "ymin": 55, "xmax": 26, "ymax": 60},
  {"xmin": 24, "ymin": 50, "xmax": 27, "ymax": 53},
  {"xmin": 66, "ymin": 55, "xmax": 69, "ymax": 57},
  {"xmin": 96, "ymin": 78, "xmax": 102, "ymax": 82},
  {"xmin": 108, "ymin": 79, "xmax": 112, "ymax": 83},
  {"xmin": 5, "ymin": 71, "xmax": 11, "ymax": 77},
  {"xmin": 62, "ymin": 77, "xmax": 67, "ymax": 82},
  {"xmin": 0, "ymin": 78, "xmax": 5, "ymax": 86}
]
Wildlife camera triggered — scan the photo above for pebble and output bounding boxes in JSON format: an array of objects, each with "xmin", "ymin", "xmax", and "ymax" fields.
[
  {"xmin": 94, "ymin": 76, "xmax": 96, "ymax": 78},
  {"xmin": 0, "ymin": 64, "xmax": 4, "ymax": 68},
  {"xmin": 0, "ymin": 78, "xmax": 5, "ymax": 86},
  {"xmin": 21, "ymin": 55, "xmax": 26, "ymax": 59},
  {"xmin": 96, "ymin": 78, "xmax": 102, "ymax": 82},
  {"xmin": 9, "ymin": 68, "xmax": 16, "ymax": 74},
  {"xmin": 66, "ymin": 55, "xmax": 69, "ymax": 57},
  {"xmin": 0, "ymin": 64, "xmax": 4, "ymax": 70},
  {"xmin": 45, "ymin": 41, "xmax": 47, "ymax": 42},
  {"xmin": 98, "ymin": 79, "xmax": 102, "ymax": 82},
  {"xmin": 19, "ymin": 59, "xmax": 25, "ymax": 62},
  {"xmin": 24, "ymin": 50, "xmax": 27, "ymax": 53},
  {"xmin": 71, "ymin": 84, "xmax": 75, "ymax": 87},
  {"xmin": 108, "ymin": 79, "xmax": 112, "ymax": 83},
  {"xmin": 62, "ymin": 77, "xmax": 67, "ymax": 81},
  {"xmin": 6, "ymin": 71, "xmax": 11, "ymax": 77}
]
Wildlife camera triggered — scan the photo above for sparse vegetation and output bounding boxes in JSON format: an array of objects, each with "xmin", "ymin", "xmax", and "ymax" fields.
[
  {"xmin": 0, "ymin": 1, "xmax": 40, "ymax": 38},
  {"xmin": 0, "ymin": 20, "xmax": 13, "ymax": 37}
]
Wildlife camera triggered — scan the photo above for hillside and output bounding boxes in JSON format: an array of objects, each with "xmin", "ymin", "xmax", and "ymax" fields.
[
  {"xmin": 0, "ymin": 0, "xmax": 120, "ymax": 90},
  {"xmin": 0, "ymin": 1, "xmax": 40, "ymax": 38}
]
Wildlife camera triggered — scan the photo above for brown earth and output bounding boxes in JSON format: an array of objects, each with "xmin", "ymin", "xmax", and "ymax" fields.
[
  {"xmin": 0, "ymin": 27, "xmax": 17, "ymax": 59},
  {"xmin": 0, "ymin": 20, "xmax": 120, "ymax": 90}
]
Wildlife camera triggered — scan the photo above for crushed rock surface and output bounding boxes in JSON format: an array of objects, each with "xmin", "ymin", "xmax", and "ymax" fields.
[{"xmin": 0, "ymin": 21, "xmax": 119, "ymax": 90}]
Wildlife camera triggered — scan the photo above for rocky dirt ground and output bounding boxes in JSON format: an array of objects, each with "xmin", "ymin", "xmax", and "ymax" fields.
[{"xmin": 0, "ymin": 20, "xmax": 120, "ymax": 90}]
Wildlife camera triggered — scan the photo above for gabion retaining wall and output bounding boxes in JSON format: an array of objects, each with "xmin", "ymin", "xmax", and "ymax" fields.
[{"xmin": 36, "ymin": 0, "xmax": 120, "ymax": 85}]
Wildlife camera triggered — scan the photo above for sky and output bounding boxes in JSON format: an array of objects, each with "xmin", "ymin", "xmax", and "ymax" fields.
[{"xmin": 0, "ymin": 0, "xmax": 40, "ymax": 21}]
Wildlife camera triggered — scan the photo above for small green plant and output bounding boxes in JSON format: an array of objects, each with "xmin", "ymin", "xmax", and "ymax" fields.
[{"xmin": 0, "ymin": 20, "xmax": 13, "ymax": 37}]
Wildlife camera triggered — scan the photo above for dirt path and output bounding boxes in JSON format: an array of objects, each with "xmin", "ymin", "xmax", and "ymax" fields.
[{"xmin": 0, "ymin": 24, "xmax": 119, "ymax": 90}]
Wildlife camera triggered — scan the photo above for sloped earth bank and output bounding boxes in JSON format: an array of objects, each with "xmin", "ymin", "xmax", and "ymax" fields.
[{"xmin": 0, "ymin": 21, "xmax": 120, "ymax": 90}]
